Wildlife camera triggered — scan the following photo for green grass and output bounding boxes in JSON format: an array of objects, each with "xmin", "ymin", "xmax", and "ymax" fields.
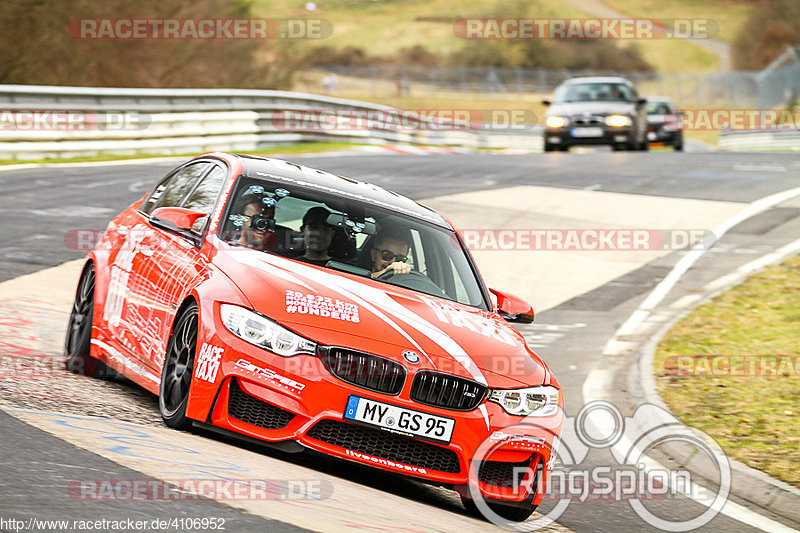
[
  {"xmin": 252, "ymin": 0, "xmax": 721, "ymax": 72},
  {"xmin": 654, "ymin": 254, "xmax": 800, "ymax": 486},
  {"xmin": 0, "ymin": 142, "xmax": 365, "ymax": 166},
  {"xmin": 603, "ymin": 0, "xmax": 752, "ymax": 43}
]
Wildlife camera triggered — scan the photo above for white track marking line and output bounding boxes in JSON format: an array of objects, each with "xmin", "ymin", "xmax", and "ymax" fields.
[
  {"xmin": 604, "ymin": 184, "xmax": 800, "ymax": 355},
  {"xmin": 583, "ymin": 369, "xmax": 800, "ymax": 533}
]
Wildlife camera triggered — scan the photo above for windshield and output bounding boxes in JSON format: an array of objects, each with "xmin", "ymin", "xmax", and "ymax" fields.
[
  {"xmin": 218, "ymin": 176, "xmax": 489, "ymax": 309},
  {"xmin": 554, "ymin": 82, "xmax": 633, "ymax": 103},
  {"xmin": 645, "ymin": 100, "xmax": 674, "ymax": 114}
]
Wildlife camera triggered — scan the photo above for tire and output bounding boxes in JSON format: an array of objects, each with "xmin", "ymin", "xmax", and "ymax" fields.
[
  {"xmin": 460, "ymin": 496, "xmax": 537, "ymax": 522},
  {"xmin": 559, "ymin": 145, "xmax": 569, "ymax": 152},
  {"xmin": 640, "ymin": 138, "xmax": 649, "ymax": 151},
  {"xmin": 159, "ymin": 302, "xmax": 198, "ymax": 430},
  {"xmin": 64, "ymin": 263, "xmax": 115, "ymax": 379},
  {"xmin": 612, "ymin": 144, "xmax": 625, "ymax": 151},
  {"xmin": 543, "ymin": 143, "xmax": 555, "ymax": 152},
  {"xmin": 674, "ymin": 143, "xmax": 684, "ymax": 151}
]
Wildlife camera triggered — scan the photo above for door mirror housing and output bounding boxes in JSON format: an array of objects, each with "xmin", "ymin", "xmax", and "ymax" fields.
[
  {"xmin": 151, "ymin": 207, "xmax": 207, "ymax": 230},
  {"xmin": 490, "ymin": 288, "xmax": 535, "ymax": 324}
]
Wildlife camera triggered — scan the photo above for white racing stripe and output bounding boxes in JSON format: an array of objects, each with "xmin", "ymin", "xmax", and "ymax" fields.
[{"xmin": 258, "ymin": 254, "xmax": 489, "ymax": 386}]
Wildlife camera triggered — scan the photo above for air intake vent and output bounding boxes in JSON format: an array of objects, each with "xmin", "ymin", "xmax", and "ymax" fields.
[
  {"xmin": 307, "ymin": 419, "xmax": 460, "ymax": 473},
  {"xmin": 320, "ymin": 347, "xmax": 405, "ymax": 395},
  {"xmin": 410, "ymin": 370, "xmax": 487, "ymax": 411},
  {"xmin": 228, "ymin": 378, "xmax": 295, "ymax": 430}
]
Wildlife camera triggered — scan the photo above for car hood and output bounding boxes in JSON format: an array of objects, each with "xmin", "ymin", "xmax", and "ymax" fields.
[
  {"xmin": 546, "ymin": 101, "xmax": 637, "ymax": 117},
  {"xmin": 214, "ymin": 248, "xmax": 549, "ymax": 389}
]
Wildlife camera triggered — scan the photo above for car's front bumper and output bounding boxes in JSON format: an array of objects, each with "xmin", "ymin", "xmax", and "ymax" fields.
[
  {"xmin": 186, "ymin": 326, "xmax": 562, "ymax": 506},
  {"xmin": 545, "ymin": 126, "xmax": 635, "ymax": 147}
]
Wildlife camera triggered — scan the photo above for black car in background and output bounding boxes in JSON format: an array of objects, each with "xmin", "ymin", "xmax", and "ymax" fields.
[
  {"xmin": 645, "ymin": 96, "xmax": 684, "ymax": 151},
  {"xmin": 542, "ymin": 76, "xmax": 648, "ymax": 152}
]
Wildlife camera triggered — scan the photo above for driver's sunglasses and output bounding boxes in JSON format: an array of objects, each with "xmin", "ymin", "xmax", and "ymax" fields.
[{"xmin": 377, "ymin": 249, "xmax": 408, "ymax": 263}]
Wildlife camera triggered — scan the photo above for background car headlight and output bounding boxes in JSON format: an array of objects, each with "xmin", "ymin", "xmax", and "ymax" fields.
[
  {"xmin": 605, "ymin": 114, "xmax": 631, "ymax": 127},
  {"xmin": 488, "ymin": 385, "xmax": 560, "ymax": 416},
  {"xmin": 546, "ymin": 116, "xmax": 568, "ymax": 128},
  {"xmin": 220, "ymin": 304, "xmax": 316, "ymax": 357}
]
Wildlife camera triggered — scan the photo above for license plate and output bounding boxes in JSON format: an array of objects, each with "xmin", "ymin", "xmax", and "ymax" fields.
[
  {"xmin": 571, "ymin": 127, "xmax": 603, "ymax": 138},
  {"xmin": 344, "ymin": 395, "xmax": 455, "ymax": 444}
]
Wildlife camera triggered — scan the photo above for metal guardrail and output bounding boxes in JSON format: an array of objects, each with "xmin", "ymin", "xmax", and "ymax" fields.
[
  {"xmin": 0, "ymin": 85, "xmax": 541, "ymax": 159},
  {"xmin": 719, "ymin": 129, "xmax": 800, "ymax": 151}
]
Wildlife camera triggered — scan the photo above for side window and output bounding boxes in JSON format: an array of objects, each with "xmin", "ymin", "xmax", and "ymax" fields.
[
  {"xmin": 150, "ymin": 162, "xmax": 210, "ymax": 212},
  {"xmin": 183, "ymin": 165, "xmax": 227, "ymax": 231},
  {"xmin": 141, "ymin": 170, "xmax": 179, "ymax": 215}
]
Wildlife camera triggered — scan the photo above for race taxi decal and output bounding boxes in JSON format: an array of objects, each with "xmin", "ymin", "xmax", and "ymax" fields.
[
  {"xmin": 233, "ymin": 358, "xmax": 305, "ymax": 394},
  {"xmin": 285, "ymin": 290, "xmax": 360, "ymax": 323},
  {"xmin": 194, "ymin": 342, "xmax": 223, "ymax": 383}
]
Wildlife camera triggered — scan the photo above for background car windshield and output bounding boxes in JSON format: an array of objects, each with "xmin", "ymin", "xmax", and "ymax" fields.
[
  {"xmin": 219, "ymin": 177, "xmax": 488, "ymax": 308},
  {"xmin": 645, "ymin": 100, "xmax": 674, "ymax": 114},
  {"xmin": 554, "ymin": 82, "xmax": 633, "ymax": 103}
]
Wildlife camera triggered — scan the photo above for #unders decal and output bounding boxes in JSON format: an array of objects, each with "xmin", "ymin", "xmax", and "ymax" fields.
[
  {"xmin": 195, "ymin": 342, "xmax": 223, "ymax": 383},
  {"xmin": 285, "ymin": 290, "xmax": 360, "ymax": 323}
]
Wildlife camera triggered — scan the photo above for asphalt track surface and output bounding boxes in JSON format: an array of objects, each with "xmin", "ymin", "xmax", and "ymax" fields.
[{"xmin": 1, "ymin": 150, "xmax": 799, "ymax": 533}]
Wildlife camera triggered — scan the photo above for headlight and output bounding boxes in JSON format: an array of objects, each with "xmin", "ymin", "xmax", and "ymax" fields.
[
  {"xmin": 220, "ymin": 304, "xmax": 317, "ymax": 357},
  {"xmin": 488, "ymin": 385, "xmax": 560, "ymax": 416},
  {"xmin": 545, "ymin": 116, "xmax": 568, "ymax": 128},
  {"xmin": 605, "ymin": 114, "xmax": 631, "ymax": 127}
]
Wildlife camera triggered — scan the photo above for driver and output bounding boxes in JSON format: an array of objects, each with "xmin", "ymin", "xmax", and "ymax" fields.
[
  {"xmin": 233, "ymin": 196, "xmax": 277, "ymax": 251},
  {"xmin": 370, "ymin": 227, "xmax": 412, "ymax": 278}
]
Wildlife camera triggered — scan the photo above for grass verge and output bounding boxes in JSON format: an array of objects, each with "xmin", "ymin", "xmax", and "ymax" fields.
[
  {"xmin": 0, "ymin": 142, "xmax": 365, "ymax": 167},
  {"xmin": 654, "ymin": 254, "xmax": 800, "ymax": 487}
]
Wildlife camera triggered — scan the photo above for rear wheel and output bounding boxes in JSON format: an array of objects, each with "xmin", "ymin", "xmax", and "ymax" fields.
[
  {"xmin": 159, "ymin": 303, "xmax": 198, "ymax": 430},
  {"xmin": 64, "ymin": 263, "xmax": 115, "ymax": 378}
]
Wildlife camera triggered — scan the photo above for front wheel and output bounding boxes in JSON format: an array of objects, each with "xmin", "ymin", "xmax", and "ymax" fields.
[{"xmin": 159, "ymin": 303, "xmax": 198, "ymax": 430}]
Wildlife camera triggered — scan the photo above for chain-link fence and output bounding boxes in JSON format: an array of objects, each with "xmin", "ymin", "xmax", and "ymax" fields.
[{"xmin": 303, "ymin": 62, "xmax": 799, "ymax": 108}]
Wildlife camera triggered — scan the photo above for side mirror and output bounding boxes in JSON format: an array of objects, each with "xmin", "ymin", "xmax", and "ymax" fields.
[
  {"xmin": 490, "ymin": 288, "xmax": 534, "ymax": 324},
  {"xmin": 151, "ymin": 207, "xmax": 207, "ymax": 231},
  {"xmin": 636, "ymin": 98, "xmax": 647, "ymax": 106},
  {"xmin": 542, "ymin": 100, "xmax": 551, "ymax": 106}
]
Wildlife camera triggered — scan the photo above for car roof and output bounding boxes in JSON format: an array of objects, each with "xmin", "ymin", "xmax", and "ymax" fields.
[
  {"xmin": 231, "ymin": 153, "xmax": 450, "ymax": 228},
  {"xmin": 560, "ymin": 76, "xmax": 634, "ymax": 86},
  {"xmin": 646, "ymin": 96, "xmax": 674, "ymax": 103}
]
